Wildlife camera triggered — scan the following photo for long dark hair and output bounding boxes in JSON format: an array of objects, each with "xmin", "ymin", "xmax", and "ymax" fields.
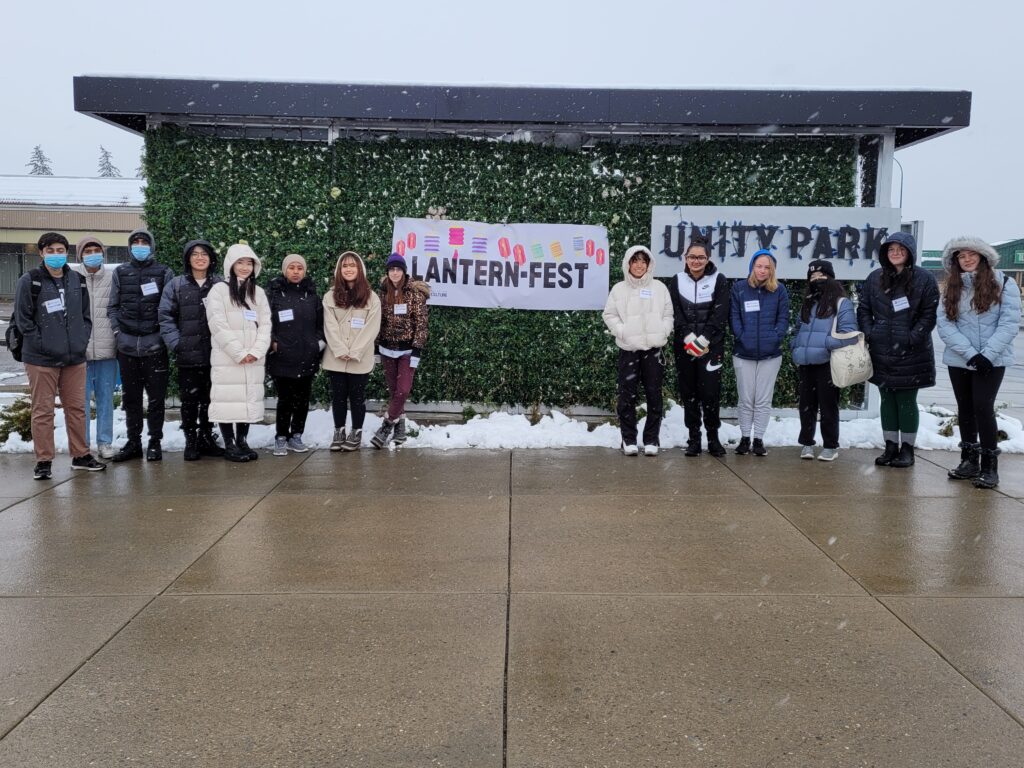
[
  {"xmin": 880, "ymin": 264, "xmax": 912, "ymax": 296},
  {"xmin": 228, "ymin": 265, "xmax": 256, "ymax": 309},
  {"xmin": 384, "ymin": 272, "xmax": 409, "ymax": 306},
  {"xmin": 332, "ymin": 252, "xmax": 371, "ymax": 309},
  {"xmin": 800, "ymin": 278, "xmax": 847, "ymax": 323},
  {"xmin": 943, "ymin": 257, "xmax": 1002, "ymax": 322}
]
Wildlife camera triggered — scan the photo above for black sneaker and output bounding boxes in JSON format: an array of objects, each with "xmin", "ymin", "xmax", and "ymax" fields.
[
  {"xmin": 146, "ymin": 440, "xmax": 163, "ymax": 462},
  {"xmin": 71, "ymin": 454, "xmax": 107, "ymax": 472},
  {"xmin": 33, "ymin": 461, "xmax": 52, "ymax": 480},
  {"xmin": 111, "ymin": 440, "xmax": 143, "ymax": 463},
  {"xmin": 734, "ymin": 437, "xmax": 751, "ymax": 455},
  {"xmin": 752, "ymin": 439, "xmax": 767, "ymax": 457}
]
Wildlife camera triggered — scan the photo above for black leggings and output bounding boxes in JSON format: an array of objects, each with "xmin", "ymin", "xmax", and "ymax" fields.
[
  {"xmin": 328, "ymin": 371, "xmax": 369, "ymax": 430},
  {"xmin": 674, "ymin": 349, "xmax": 722, "ymax": 435},
  {"xmin": 948, "ymin": 366, "xmax": 1006, "ymax": 450},
  {"xmin": 273, "ymin": 375, "xmax": 314, "ymax": 438},
  {"xmin": 219, "ymin": 423, "xmax": 250, "ymax": 443}
]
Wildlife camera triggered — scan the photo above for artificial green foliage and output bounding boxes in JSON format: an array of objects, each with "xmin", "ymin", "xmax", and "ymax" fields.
[{"xmin": 144, "ymin": 127, "xmax": 858, "ymax": 408}]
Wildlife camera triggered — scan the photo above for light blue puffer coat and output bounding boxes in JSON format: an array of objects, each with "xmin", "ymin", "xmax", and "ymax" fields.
[{"xmin": 790, "ymin": 297, "xmax": 859, "ymax": 366}]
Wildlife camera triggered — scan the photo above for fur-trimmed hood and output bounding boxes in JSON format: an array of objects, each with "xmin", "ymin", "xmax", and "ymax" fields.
[{"xmin": 942, "ymin": 236, "xmax": 1000, "ymax": 273}]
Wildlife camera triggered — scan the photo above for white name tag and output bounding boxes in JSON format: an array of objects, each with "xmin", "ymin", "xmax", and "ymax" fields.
[
  {"xmin": 697, "ymin": 282, "xmax": 715, "ymax": 301},
  {"xmin": 639, "ymin": 289, "xmax": 652, "ymax": 300},
  {"xmin": 44, "ymin": 298, "xmax": 64, "ymax": 314},
  {"xmin": 394, "ymin": 303, "xmax": 408, "ymax": 315},
  {"xmin": 243, "ymin": 309, "xmax": 257, "ymax": 321},
  {"xmin": 278, "ymin": 309, "xmax": 294, "ymax": 322},
  {"xmin": 744, "ymin": 300, "xmax": 760, "ymax": 313},
  {"xmin": 892, "ymin": 296, "xmax": 910, "ymax": 312},
  {"xmin": 351, "ymin": 317, "xmax": 366, "ymax": 329},
  {"xmin": 141, "ymin": 282, "xmax": 159, "ymax": 296}
]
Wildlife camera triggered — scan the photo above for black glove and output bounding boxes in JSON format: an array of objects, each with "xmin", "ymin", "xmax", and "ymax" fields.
[{"xmin": 967, "ymin": 354, "xmax": 993, "ymax": 374}]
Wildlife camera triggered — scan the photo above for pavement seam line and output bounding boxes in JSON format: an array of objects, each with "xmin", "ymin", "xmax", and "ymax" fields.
[
  {"xmin": 0, "ymin": 450, "xmax": 318, "ymax": 743},
  {"xmin": 502, "ymin": 449, "xmax": 512, "ymax": 768}
]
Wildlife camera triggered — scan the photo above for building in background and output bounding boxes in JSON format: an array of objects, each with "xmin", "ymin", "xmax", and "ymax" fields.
[
  {"xmin": 993, "ymin": 238, "xmax": 1024, "ymax": 287},
  {"xmin": 0, "ymin": 175, "xmax": 145, "ymax": 297}
]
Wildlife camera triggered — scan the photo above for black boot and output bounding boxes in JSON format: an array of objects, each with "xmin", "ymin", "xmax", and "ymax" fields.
[
  {"xmin": 371, "ymin": 418, "xmax": 394, "ymax": 449},
  {"xmin": 111, "ymin": 438, "xmax": 143, "ymax": 463},
  {"xmin": 875, "ymin": 440, "xmax": 899, "ymax": 466},
  {"xmin": 734, "ymin": 437, "xmax": 750, "ymax": 455},
  {"xmin": 198, "ymin": 428, "xmax": 225, "ymax": 457},
  {"xmin": 222, "ymin": 437, "xmax": 250, "ymax": 463},
  {"xmin": 236, "ymin": 437, "xmax": 258, "ymax": 461},
  {"xmin": 973, "ymin": 448, "xmax": 1000, "ymax": 489},
  {"xmin": 706, "ymin": 432, "xmax": 726, "ymax": 458},
  {"xmin": 146, "ymin": 439, "xmax": 162, "ymax": 462},
  {"xmin": 752, "ymin": 438, "xmax": 767, "ymax": 457},
  {"xmin": 183, "ymin": 430, "xmax": 200, "ymax": 461},
  {"xmin": 684, "ymin": 430, "xmax": 702, "ymax": 457},
  {"xmin": 890, "ymin": 442, "xmax": 915, "ymax": 468},
  {"xmin": 948, "ymin": 441, "xmax": 981, "ymax": 480}
]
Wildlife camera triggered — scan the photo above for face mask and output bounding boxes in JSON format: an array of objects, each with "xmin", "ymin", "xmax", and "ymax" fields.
[
  {"xmin": 83, "ymin": 254, "xmax": 104, "ymax": 269},
  {"xmin": 131, "ymin": 245, "xmax": 152, "ymax": 260},
  {"xmin": 44, "ymin": 254, "xmax": 67, "ymax": 270}
]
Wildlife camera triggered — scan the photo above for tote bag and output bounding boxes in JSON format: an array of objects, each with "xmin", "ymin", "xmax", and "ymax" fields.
[{"xmin": 829, "ymin": 298, "xmax": 873, "ymax": 387}]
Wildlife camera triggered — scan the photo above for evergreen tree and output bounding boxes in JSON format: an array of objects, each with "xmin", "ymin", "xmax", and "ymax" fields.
[
  {"xmin": 26, "ymin": 145, "xmax": 53, "ymax": 176},
  {"xmin": 98, "ymin": 146, "xmax": 121, "ymax": 178}
]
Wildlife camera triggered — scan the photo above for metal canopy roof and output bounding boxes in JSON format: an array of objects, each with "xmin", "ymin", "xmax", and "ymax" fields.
[{"xmin": 73, "ymin": 76, "xmax": 971, "ymax": 149}]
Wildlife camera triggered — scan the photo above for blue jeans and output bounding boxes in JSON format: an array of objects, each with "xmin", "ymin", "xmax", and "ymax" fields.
[{"xmin": 85, "ymin": 358, "xmax": 119, "ymax": 447}]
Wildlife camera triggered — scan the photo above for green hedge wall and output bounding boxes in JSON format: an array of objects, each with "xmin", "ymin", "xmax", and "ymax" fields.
[{"xmin": 143, "ymin": 127, "xmax": 857, "ymax": 410}]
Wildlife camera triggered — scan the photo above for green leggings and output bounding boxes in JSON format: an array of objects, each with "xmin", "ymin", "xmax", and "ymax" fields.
[{"xmin": 879, "ymin": 388, "xmax": 920, "ymax": 435}]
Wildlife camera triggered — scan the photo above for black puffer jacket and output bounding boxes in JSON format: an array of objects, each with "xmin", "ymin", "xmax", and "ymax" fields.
[
  {"xmin": 158, "ymin": 240, "xmax": 223, "ymax": 368},
  {"xmin": 108, "ymin": 228, "xmax": 174, "ymax": 357},
  {"xmin": 267, "ymin": 275, "xmax": 324, "ymax": 378},
  {"xmin": 857, "ymin": 231, "xmax": 939, "ymax": 390},
  {"xmin": 668, "ymin": 261, "xmax": 730, "ymax": 363}
]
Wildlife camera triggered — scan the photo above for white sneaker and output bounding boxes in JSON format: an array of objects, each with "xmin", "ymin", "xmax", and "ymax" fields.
[
  {"xmin": 643, "ymin": 444, "xmax": 659, "ymax": 456},
  {"xmin": 621, "ymin": 442, "xmax": 639, "ymax": 456},
  {"xmin": 97, "ymin": 444, "xmax": 115, "ymax": 459},
  {"xmin": 818, "ymin": 448, "xmax": 838, "ymax": 461},
  {"xmin": 800, "ymin": 445, "xmax": 815, "ymax": 460}
]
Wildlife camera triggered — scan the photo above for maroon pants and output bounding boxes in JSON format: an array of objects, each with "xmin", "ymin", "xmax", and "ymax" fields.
[{"xmin": 382, "ymin": 355, "xmax": 416, "ymax": 420}]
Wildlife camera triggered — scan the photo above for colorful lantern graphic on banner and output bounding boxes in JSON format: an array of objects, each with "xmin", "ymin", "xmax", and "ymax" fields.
[
  {"xmin": 449, "ymin": 227, "xmax": 465, "ymax": 246},
  {"xmin": 498, "ymin": 237, "xmax": 511, "ymax": 259},
  {"xmin": 586, "ymin": 239, "xmax": 595, "ymax": 258},
  {"xmin": 596, "ymin": 247, "xmax": 606, "ymax": 266},
  {"xmin": 513, "ymin": 244, "xmax": 526, "ymax": 265},
  {"xmin": 531, "ymin": 244, "xmax": 544, "ymax": 261},
  {"xmin": 396, "ymin": 241, "xmax": 406, "ymax": 256},
  {"xmin": 551, "ymin": 242, "xmax": 564, "ymax": 259},
  {"xmin": 407, "ymin": 233, "xmax": 416, "ymax": 249}
]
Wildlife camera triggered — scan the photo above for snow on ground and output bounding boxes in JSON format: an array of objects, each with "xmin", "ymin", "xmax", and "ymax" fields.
[{"xmin": 2, "ymin": 399, "xmax": 1022, "ymax": 455}]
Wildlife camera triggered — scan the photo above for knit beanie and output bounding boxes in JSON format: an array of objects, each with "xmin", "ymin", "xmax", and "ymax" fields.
[
  {"xmin": 386, "ymin": 252, "xmax": 407, "ymax": 272},
  {"xmin": 282, "ymin": 253, "xmax": 307, "ymax": 274},
  {"xmin": 748, "ymin": 248, "xmax": 775, "ymax": 274},
  {"xmin": 806, "ymin": 259, "xmax": 835, "ymax": 280}
]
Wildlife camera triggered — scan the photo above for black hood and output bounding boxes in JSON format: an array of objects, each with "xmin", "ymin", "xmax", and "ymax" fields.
[
  {"xmin": 879, "ymin": 231, "xmax": 917, "ymax": 270},
  {"xmin": 182, "ymin": 239, "xmax": 218, "ymax": 272}
]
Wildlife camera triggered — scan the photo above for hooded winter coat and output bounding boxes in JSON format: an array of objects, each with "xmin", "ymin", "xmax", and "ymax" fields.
[
  {"xmin": 730, "ymin": 250, "xmax": 790, "ymax": 361},
  {"xmin": 857, "ymin": 231, "xmax": 939, "ymax": 389},
  {"xmin": 206, "ymin": 244, "xmax": 272, "ymax": 423},
  {"xmin": 602, "ymin": 246, "xmax": 673, "ymax": 351},
  {"xmin": 936, "ymin": 236, "xmax": 1021, "ymax": 370},
  {"xmin": 108, "ymin": 228, "xmax": 175, "ymax": 357},
  {"xmin": 322, "ymin": 253, "xmax": 382, "ymax": 375},
  {"xmin": 14, "ymin": 265, "xmax": 91, "ymax": 368},
  {"xmin": 71, "ymin": 235, "xmax": 116, "ymax": 361},
  {"xmin": 267, "ymin": 273, "xmax": 324, "ymax": 378},
  {"xmin": 668, "ymin": 260, "xmax": 730, "ymax": 362},
  {"xmin": 158, "ymin": 240, "xmax": 223, "ymax": 368}
]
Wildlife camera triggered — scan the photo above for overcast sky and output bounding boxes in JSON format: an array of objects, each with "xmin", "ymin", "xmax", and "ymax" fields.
[{"xmin": 3, "ymin": 0, "xmax": 1020, "ymax": 250}]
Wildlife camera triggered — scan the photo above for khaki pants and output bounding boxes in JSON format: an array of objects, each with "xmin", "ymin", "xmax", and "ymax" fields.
[{"xmin": 25, "ymin": 363, "xmax": 88, "ymax": 461}]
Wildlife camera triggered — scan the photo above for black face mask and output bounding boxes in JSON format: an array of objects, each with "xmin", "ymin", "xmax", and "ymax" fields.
[{"xmin": 808, "ymin": 279, "xmax": 824, "ymax": 294}]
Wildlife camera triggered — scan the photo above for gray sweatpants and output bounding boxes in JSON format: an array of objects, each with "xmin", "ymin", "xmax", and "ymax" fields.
[{"xmin": 733, "ymin": 355, "xmax": 783, "ymax": 439}]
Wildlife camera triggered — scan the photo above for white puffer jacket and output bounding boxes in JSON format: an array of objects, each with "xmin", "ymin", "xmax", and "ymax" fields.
[
  {"xmin": 602, "ymin": 246, "xmax": 674, "ymax": 351},
  {"xmin": 71, "ymin": 263, "xmax": 116, "ymax": 361},
  {"xmin": 207, "ymin": 245, "xmax": 272, "ymax": 424}
]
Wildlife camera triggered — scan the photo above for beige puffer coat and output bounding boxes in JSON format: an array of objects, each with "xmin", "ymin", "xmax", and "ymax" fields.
[
  {"xmin": 207, "ymin": 244, "xmax": 272, "ymax": 424},
  {"xmin": 71, "ymin": 236, "xmax": 116, "ymax": 361},
  {"xmin": 322, "ymin": 252, "xmax": 382, "ymax": 374},
  {"xmin": 602, "ymin": 246, "xmax": 673, "ymax": 351}
]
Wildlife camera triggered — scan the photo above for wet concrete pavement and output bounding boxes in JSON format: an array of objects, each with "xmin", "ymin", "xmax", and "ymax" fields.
[{"xmin": 1, "ymin": 447, "xmax": 1023, "ymax": 766}]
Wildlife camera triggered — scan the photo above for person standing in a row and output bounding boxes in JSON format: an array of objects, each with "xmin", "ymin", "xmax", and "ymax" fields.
[
  {"xmin": 669, "ymin": 235, "xmax": 730, "ymax": 457},
  {"xmin": 729, "ymin": 249, "xmax": 789, "ymax": 456},
  {"xmin": 323, "ymin": 252, "xmax": 381, "ymax": 451},
  {"xmin": 938, "ymin": 236, "xmax": 1021, "ymax": 489},
  {"xmin": 858, "ymin": 232, "xmax": 939, "ymax": 468},
  {"xmin": 267, "ymin": 254, "xmax": 324, "ymax": 455},
  {"xmin": 372, "ymin": 253, "xmax": 430, "ymax": 449},
  {"xmin": 207, "ymin": 244, "xmax": 272, "ymax": 462},
  {"xmin": 159, "ymin": 240, "xmax": 224, "ymax": 461},
  {"xmin": 109, "ymin": 229, "xmax": 174, "ymax": 462}
]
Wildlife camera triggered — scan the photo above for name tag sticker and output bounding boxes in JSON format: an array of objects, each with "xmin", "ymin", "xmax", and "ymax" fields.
[
  {"xmin": 744, "ymin": 300, "xmax": 760, "ymax": 313},
  {"xmin": 892, "ymin": 296, "xmax": 910, "ymax": 312},
  {"xmin": 243, "ymin": 309, "xmax": 258, "ymax": 321},
  {"xmin": 697, "ymin": 282, "xmax": 715, "ymax": 301},
  {"xmin": 44, "ymin": 298, "xmax": 64, "ymax": 314},
  {"xmin": 278, "ymin": 309, "xmax": 294, "ymax": 322},
  {"xmin": 394, "ymin": 303, "xmax": 408, "ymax": 315},
  {"xmin": 639, "ymin": 289, "xmax": 652, "ymax": 300},
  {"xmin": 141, "ymin": 282, "xmax": 159, "ymax": 296},
  {"xmin": 351, "ymin": 317, "xmax": 366, "ymax": 329}
]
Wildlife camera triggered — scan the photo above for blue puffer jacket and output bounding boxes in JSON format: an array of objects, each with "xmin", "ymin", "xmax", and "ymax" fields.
[
  {"xmin": 791, "ymin": 298, "xmax": 859, "ymax": 366},
  {"xmin": 937, "ymin": 270, "xmax": 1021, "ymax": 369},
  {"xmin": 730, "ymin": 279, "xmax": 790, "ymax": 360}
]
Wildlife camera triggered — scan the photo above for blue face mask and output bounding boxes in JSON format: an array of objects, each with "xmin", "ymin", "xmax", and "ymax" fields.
[
  {"xmin": 83, "ymin": 254, "xmax": 104, "ymax": 269},
  {"xmin": 43, "ymin": 254, "xmax": 67, "ymax": 270},
  {"xmin": 131, "ymin": 245, "xmax": 152, "ymax": 260}
]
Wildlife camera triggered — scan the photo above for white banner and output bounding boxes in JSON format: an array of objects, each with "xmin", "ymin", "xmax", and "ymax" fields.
[
  {"xmin": 392, "ymin": 218, "xmax": 610, "ymax": 310},
  {"xmin": 650, "ymin": 206, "xmax": 903, "ymax": 280}
]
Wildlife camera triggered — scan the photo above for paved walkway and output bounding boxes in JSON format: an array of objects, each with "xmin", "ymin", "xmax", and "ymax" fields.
[{"xmin": 0, "ymin": 446, "xmax": 1023, "ymax": 766}]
